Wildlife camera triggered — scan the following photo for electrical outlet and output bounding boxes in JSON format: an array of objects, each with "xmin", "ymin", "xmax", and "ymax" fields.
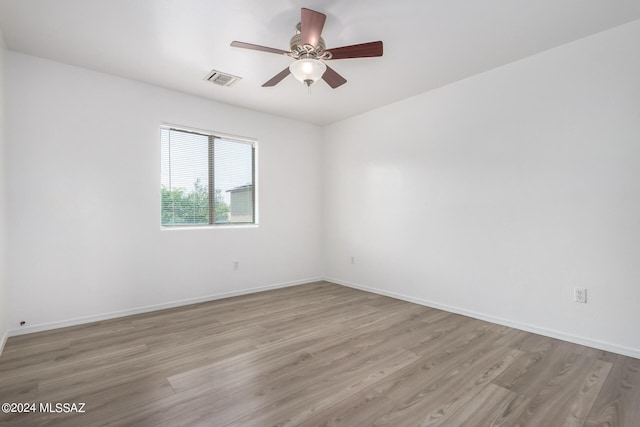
[
  {"xmin": 574, "ymin": 287, "xmax": 587, "ymax": 303},
  {"xmin": 233, "ymin": 261, "xmax": 239, "ymax": 270},
  {"xmin": 350, "ymin": 256, "xmax": 355, "ymax": 265}
]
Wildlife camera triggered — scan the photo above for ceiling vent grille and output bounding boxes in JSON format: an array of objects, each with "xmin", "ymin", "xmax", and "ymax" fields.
[{"xmin": 205, "ymin": 69, "xmax": 241, "ymax": 87}]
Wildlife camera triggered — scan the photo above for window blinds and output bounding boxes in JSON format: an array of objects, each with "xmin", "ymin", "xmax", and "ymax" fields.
[{"xmin": 161, "ymin": 127, "xmax": 255, "ymax": 226}]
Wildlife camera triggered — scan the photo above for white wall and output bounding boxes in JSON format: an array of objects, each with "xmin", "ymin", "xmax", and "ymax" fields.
[
  {"xmin": 5, "ymin": 52, "xmax": 323, "ymax": 334},
  {"xmin": 0, "ymin": 27, "xmax": 8, "ymax": 351},
  {"xmin": 323, "ymin": 20, "xmax": 640, "ymax": 357}
]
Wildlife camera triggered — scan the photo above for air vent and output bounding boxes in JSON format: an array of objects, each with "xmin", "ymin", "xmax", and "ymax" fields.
[{"xmin": 205, "ymin": 69, "xmax": 241, "ymax": 87}]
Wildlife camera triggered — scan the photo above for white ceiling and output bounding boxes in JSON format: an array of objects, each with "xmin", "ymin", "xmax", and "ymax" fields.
[{"xmin": 1, "ymin": 0, "xmax": 639, "ymax": 126}]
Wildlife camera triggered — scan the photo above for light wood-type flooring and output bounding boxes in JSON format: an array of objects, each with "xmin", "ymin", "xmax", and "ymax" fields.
[{"xmin": 0, "ymin": 281, "xmax": 638, "ymax": 426}]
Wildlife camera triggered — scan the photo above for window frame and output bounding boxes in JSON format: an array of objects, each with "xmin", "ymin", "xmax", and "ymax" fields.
[{"xmin": 160, "ymin": 124, "xmax": 258, "ymax": 228}]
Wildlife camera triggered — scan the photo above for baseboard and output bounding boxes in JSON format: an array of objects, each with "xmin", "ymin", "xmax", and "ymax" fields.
[
  {"xmin": 327, "ymin": 277, "xmax": 640, "ymax": 360},
  {"xmin": 8, "ymin": 276, "xmax": 639, "ymax": 359},
  {"xmin": 8, "ymin": 277, "xmax": 323, "ymax": 337}
]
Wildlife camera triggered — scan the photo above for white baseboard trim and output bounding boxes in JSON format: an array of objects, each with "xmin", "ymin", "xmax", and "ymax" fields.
[
  {"xmin": 327, "ymin": 277, "xmax": 640, "ymax": 360},
  {"xmin": 0, "ymin": 329, "xmax": 8, "ymax": 356},
  {"xmin": 8, "ymin": 277, "xmax": 323, "ymax": 337},
  {"xmin": 8, "ymin": 276, "xmax": 639, "ymax": 360}
]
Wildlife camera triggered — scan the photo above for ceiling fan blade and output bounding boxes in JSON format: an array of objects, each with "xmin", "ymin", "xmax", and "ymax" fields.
[
  {"xmin": 325, "ymin": 41, "xmax": 383, "ymax": 60},
  {"xmin": 300, "ymin": 8, "xmax": 326, "ymax": 48},
  {"xmin": 322, "ymin": 66, "xmax": 347, "ymax": 89},
  {"xmin": 262, "ymin": 67, "xmax": 291, "ymax": 87},
  {"xmin": 230, "ymin": 41, "xmax": 289, "ymax": 55}
]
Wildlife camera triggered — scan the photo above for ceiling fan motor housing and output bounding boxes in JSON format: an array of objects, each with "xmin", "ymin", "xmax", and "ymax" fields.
[{"xmin": 290, "ymin": 23, "xmax": 327, "ymax": 59}]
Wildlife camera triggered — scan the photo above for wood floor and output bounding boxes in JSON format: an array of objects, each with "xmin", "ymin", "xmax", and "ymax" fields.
[{"xmin": 0, "ymin": 282, "xmax": 638, "ymax": 426}]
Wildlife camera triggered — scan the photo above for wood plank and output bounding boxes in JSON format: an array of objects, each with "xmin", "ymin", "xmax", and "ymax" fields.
[
  {"xmin": 372, "ymin": 346, "xmax": 524, "ymax": 426},
  {"xmin": 303, "ymin": 333, "xmax": 521, "ymax": 426},
  {"xmin": 225, "ymin": 348, "xmax": 420, "ymax": 427},
  {"xmin": 0, "ymin": 281, "xmax": 636, "ymax": 426},
  {"xmin": 438, "ymin": 383, "xmax": 531, "ymax": 426},
  {"xmin": 492, "ymin": 338, "xmax": 579, "ymax": 398},
  {"xmin": 585, "ymin": 355, "xmax": 640, "ymax": 427},
  {"xmin": 512, "ymin": 355, "xmax": 612, "ymax": 426}
]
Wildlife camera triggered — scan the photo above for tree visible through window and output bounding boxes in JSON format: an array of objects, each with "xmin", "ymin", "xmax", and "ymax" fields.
[{"xmin": 161, "ymin": 126, "xmax": 255, "ymax": 226}]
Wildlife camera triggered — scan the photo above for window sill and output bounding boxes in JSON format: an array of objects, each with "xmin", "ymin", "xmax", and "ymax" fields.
[{"xmin": 160, "ymin": 224, "xmax": 259, "ymax": 231}]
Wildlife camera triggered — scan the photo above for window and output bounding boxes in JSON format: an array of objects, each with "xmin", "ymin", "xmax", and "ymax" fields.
[{"xmin": 161, "ymin": 126, "xmax": 256, "ymax": 227}]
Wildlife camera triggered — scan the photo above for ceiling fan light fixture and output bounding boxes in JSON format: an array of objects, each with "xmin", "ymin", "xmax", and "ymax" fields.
[{"xmin": 289, "ymin": 58, "xmax": 326, "ymax": 87}]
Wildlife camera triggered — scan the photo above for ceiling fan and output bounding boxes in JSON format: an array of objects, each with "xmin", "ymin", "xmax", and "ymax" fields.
[{"xmin": 231, "ymin": 8, "xmax": 383, "ymax": 89}]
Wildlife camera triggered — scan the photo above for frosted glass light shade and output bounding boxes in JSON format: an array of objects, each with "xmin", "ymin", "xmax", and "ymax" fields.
[{"xmin": 289, "ymin": 58, "xmax": 327, "ymax": 87}]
